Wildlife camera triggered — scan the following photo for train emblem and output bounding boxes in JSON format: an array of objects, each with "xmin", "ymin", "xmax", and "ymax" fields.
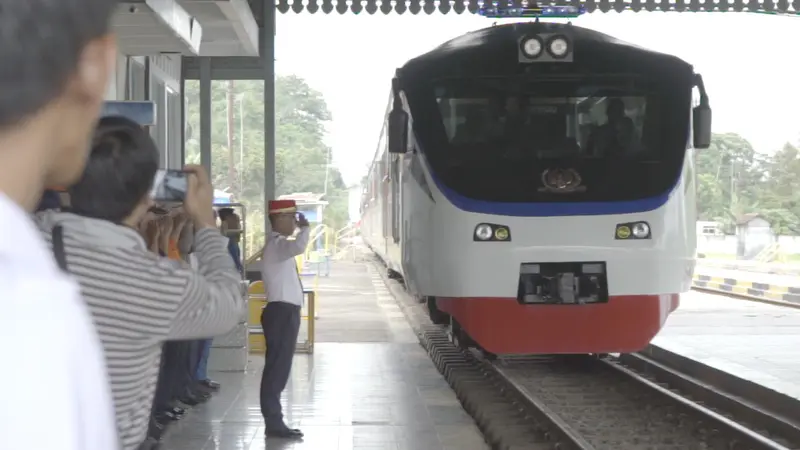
[{"xmin": 538, "ymin": 168, "xmax": 586, "ymax": 193}]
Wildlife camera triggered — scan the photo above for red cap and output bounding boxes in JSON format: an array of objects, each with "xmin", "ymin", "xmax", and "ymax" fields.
[{"xmin": 268, "ymin": 199, "xmax": 297, "ymax": 214}]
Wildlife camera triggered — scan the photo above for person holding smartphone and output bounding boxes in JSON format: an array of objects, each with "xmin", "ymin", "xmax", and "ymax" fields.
[
  {"xmin": 259, "ymin": 201, "xmax": 310, "ymax": 439},
  {"xmin": 34, "ymin": 116, "xmax": 244, "ymax": 450}
]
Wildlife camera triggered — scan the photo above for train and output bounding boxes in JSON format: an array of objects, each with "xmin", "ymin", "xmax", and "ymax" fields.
[{"xmin": 361, "ymin": 21, "xmax": 711, "ymax": 356}]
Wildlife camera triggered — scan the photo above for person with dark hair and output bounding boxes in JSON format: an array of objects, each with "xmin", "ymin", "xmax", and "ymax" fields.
[
  {"xmin": 0, "ymin": 1, "xmax": 120, "ymax": 448},
  {"xmin": 585, "ymin": 98, "xmax": 639, "ymax": 156},
  {"xmin": 35, "ymin": 189, "xmax": 63, "ymax": 212},
  {"xmin": 218, "ymin": 207, "xmax": 244, "ymax": 273},
  {"xmin": 34, "ymin": 116, "xmax": 245, "ymax": 450},
  {"xmin": 260, "ymin": 200, "xmax": 310, "ymax": 439},
  {"xmin": 192, "ymin": 207, "xmax": 245, "ymax": 395}
]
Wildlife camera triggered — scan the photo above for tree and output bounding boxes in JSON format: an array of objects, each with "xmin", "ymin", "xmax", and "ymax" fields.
[
  {"xmin": 183, "ymin": 76, "xmax": 349, "ymax": 256},
  {"xmin": 696, "ymin": 133, "xmax": 800, "ymax": 236},
  {"xmin": 758, "ymin": 142, "xmax": 800, "ymax": 235}
]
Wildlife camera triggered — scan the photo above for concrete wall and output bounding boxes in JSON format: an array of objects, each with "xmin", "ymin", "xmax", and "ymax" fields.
[{"xmin": 698, "ymin": 234, "xmax": 800, "ymax": 256}]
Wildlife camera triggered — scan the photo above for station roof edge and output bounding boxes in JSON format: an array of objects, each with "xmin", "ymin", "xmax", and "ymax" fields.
[{"xmin": 273, "ymin": 0, "xmax": 800, "ymax": 14}]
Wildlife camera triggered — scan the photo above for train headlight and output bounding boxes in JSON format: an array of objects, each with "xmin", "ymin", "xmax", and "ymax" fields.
[
  {"xmin": 615, "ymin": 221, "xmax": 651, "ymax": 240},
  {"xmin": 520, "ymin": 36, "xmax": 543, "ymax": 58},
  {"xmin": 631, "ymin": 222, "xmax": 650, "ymax": 238},
  {"xmin": 474, "ymin": 223, "xmax": 511, "ymax": 242},
  {"xmin": 546, "ymin": 35, "xmax": 570, "ymax": 59},
  {"xmin": 475, "ymin": 224, "xmax": 493, "ymax": 241},
  {"xmin": 615, "ymin": 225, "xmax": 631, "ymax": 239}
]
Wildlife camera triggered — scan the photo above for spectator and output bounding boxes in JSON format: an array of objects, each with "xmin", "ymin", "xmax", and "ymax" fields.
[
  {"xmin": 0, "ymin": 1, "xmax": 120, "ymax": 449},
  {"xmin": 159, "ymin": 216, "xmax": 214, "ymax": 414},
  {"xmin": 149, "ymin": 213, "xmax": 210, "ymax": 433},
  {"xmin": 178, "ymin": 225, "xmax": 221, "ymax": 398},
  {"xmin": 34, "ymin": 116, "xmax": 244, "ymax": 450},
  {"xmin": 189, "ymin": 207, "xmax": 244, "ymax": 396},
  {"xmin": 190, "ymin": 206, "xmax": 245, "ymax": 395},
  {"xmin": 188, "ymin": 216, "xmax": 222, "ymax": 393},
  {"xmin": 218, "ymin": 207, "xmax": 244, "ymax": 273}
]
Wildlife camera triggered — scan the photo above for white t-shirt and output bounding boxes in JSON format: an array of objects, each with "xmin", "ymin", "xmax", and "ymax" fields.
[
  {"xmin": 0, "ymin": 194, "xmax": 119, "ymax": 450},
  {"xmin": 261, "ymin": 227, "xmax": 310, "ymax": 307}
]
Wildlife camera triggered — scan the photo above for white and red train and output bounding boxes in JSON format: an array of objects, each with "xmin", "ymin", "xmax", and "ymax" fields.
[{"xmin": 361, "ymin": 22, "xmax": 711, "ymax": 355}]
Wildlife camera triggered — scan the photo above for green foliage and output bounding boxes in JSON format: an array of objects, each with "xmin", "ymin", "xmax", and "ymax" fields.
[
  {"xmin": 184, "ymin": 76, "xmax": 349, "ymax": 255},
  {"xmin": 697, "ymin": 133, "xmax": 800, "ymax": 235}
]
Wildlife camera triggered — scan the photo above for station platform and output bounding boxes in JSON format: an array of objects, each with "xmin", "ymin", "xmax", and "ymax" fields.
[
  {"xmin": 694, "ymin": 265, "xmax": 800, "ymax": 288},
  {"xmin": 160, "ymin": 260, "xmax": 488, "ymax": 450},
  {"xmin": 654, "ymin": 290, "xmax": 800, "ymax": 400},
  {"xmin": 157, "ymin": 257, "xmax": 800, "ymax": 449}
]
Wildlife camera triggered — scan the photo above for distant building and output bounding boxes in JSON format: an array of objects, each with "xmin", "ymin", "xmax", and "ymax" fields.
[
  {"xmin": 735, "ymin": 213, "xmax": 774, "ymax": 259},
  {"xmin": 278, "ymin": 192, "xmax": 328, "ymax": 224},
  {"xmin": 213, "ymin": 190, "xmax": 234, "ymax": 205},
  {"xmin": 696, "ymin": 221, "xmax": 724, "ymax": 237}
]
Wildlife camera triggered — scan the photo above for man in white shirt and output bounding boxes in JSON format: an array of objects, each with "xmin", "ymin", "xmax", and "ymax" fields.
[
  {"xmin": 259, "ymin": 199, "xmax": 310, "ymax": 439},
  {"xmin": 0, "ymin": 0, "xmax": 120, "ymax": 449}
]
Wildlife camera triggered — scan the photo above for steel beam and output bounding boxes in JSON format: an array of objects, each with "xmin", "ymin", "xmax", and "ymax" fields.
[
  {"xmin": 262, "ymin": 0, "xmax": 276, "ymax": 234},
  {"xmin": 199, "ymin": 57, "xmax": 212, "ymax": 176}
]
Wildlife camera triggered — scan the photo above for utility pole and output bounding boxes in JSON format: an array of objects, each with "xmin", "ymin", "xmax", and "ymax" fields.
[
  {"xmin": 226, "ymin": 80, "xmax": 236, "ymax": 191},
  {"xmin": 323, "ymin": 146, "xmax": 331, "ymax": 196}
]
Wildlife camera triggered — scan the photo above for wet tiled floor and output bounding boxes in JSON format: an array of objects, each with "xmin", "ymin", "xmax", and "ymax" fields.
[
  {"xmin": 654, "ymin": 290, "xmax": 800, "ymax": 399},
  {"xmin": 160, "ymin": 261, "xmax": 488, "ymax": 450}
]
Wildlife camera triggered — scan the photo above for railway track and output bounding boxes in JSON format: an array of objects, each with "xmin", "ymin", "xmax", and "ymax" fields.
[
  {"xmin": 421, "ymin": 326, "xmax": 799, "ymax": 450},
  {"xmin": 377, "ymin": 263, "xmax": 800, "ymax": 450}
]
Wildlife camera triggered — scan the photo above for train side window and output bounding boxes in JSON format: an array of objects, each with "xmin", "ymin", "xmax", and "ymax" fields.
[
  {"xmin": 391, "ymin": 157, "xmax": 400, "ymax": 243},
  {"xmin": 380, "ymin": 160, "xmax": 390, "ymax": 237}
]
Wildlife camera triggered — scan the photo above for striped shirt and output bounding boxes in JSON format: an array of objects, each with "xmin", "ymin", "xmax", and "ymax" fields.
[{"xmin": 35, "ymin": 210, "xmax": 244, "ymax": 450}]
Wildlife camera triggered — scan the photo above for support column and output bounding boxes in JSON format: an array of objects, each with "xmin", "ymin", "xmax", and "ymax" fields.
[
  {"xmin": 199, "ymin": 58, "xmax": 212, "ymax": 176},
  {"xmin": 179, "ymin": 64, "xmax": 186, "ymax": 167},
  {"xmin": 263, "ymin": 0, "xmax": 276, "ymax": 234}
]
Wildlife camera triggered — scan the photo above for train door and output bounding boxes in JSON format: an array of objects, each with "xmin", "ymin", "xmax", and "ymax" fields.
[{"xmin": 399, "ymin": 147, "xmax": 433, "ymax": 296}]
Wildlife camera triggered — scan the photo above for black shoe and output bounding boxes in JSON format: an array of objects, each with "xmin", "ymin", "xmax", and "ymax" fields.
[
  {"xmin": 200, "ymin": 379, "xmax": 220, "ymax": 391},
  {"xmin": 161, "ymin": 410, "xmax": 182, "ymax": 421},
  {"xmin": 265, "ymin": 427, "xmax": 303, "ymax": 439},
  {"xmin": 186, "ymin": 390, "xmax": 211, "ymax": 402},
  {"xmin": 195, "ymin": 382, "xmax": 218, "ymax": 395},
  {"xmin": 153, "ymin": 415, "xmax": 172, "ymax": 429},
  {"xmin": 178, "ymin": 396, "xmax": 199, "ymax": 406},
  {"xmin": 138, "ymin": 436, "xmax": 160, "ymax": 450},
  {"xmin": 147, "ymin": 420, "xmax": 165, "ymax": 441}
]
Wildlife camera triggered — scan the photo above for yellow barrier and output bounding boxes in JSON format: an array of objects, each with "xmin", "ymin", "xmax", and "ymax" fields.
[{"xmin": 247, "ymin": 281, "xmax": 316, "ymax": 355}]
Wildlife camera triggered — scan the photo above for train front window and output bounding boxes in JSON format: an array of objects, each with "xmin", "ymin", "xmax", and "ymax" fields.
[
  {"xmin": 407, "ymin": 76, "xmax": 690, "ymax": 203},
  {"xmin": 435, "ymin": 80, "xmax": 653, "ymax": 159},
  {"xmin": 441, "ymin": 96, "xmax": 648, "ymax": 158}
]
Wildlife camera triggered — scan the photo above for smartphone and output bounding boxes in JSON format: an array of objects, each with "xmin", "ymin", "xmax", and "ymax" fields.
[{"xmin": 151, "ymin": 169, "xmax": 188, "ymax": 203}]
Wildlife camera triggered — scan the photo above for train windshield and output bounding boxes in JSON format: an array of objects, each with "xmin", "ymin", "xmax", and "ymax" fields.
[{"xmin": 408, "ymin": 76, "xmax": 690, "ymax": 203}]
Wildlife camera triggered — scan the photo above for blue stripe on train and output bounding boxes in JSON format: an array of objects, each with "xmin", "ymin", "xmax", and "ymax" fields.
[
  {"xmin": 412, "ymin": 144, "xmax": 681, "ymax": 217},
  {"xmin": 428, "ymin": 169, "xmax": 676, "ymax": 217}
]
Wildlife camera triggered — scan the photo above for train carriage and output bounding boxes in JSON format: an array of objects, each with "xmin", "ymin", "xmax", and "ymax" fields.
[{"xmin": 361, "ymin": 21, "xmax": 711, "ymax": 355}]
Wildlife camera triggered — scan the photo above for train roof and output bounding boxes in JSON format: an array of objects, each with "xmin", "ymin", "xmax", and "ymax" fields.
[{"xmin": 397, "ymin": 22, "xmax": 695, "ymax": 85}]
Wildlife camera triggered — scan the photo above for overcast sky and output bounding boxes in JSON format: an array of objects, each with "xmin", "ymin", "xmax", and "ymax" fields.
[{"xmin": 274, "ymin": 12, "xmax": 800, "ymax": 185}]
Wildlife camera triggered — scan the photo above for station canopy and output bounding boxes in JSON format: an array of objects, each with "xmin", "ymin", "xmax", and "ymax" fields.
[{"xmin": 273, "ymin": 0, "xmax": 800, "ymax": 15}]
